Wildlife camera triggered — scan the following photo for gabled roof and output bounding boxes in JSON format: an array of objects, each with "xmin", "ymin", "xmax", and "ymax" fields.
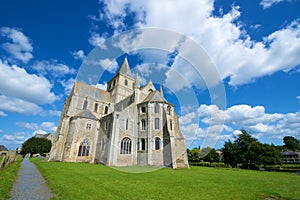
[
  {"xmin": 75, "ymin": 110, "xmax": 98, "ymax": 120},
  {"xmin": 117, "ymin": 57, "xmax": 132, "ymax": 77},
  {"xmin": 143, "ymin": 90, "xmax": 167, "ymax": 103},
  {"xmin": 0, "ymin": 145, "xmax": 8, "ymax": 151}
]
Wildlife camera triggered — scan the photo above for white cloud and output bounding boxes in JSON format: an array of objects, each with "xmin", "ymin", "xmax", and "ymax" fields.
[
  {"xmin": 179, "ymin": 104, "xmax": 300, "ymax": 146},
  {"xmin": 260, "ymin": 0, "xmax": 292, "ymax": 9},
  {"xmin": 58, "ymin": 77, "xmax": 75, "ymax": 95},
  {"xmin": 98, "ymin": 0, "xmax": 300, "ymax": 87},
  {"xmin": 17, "ymin": 121, "xmax": 57, "ymax": 132},
  {"xmin": 88, "ymin": 32, "xmax": 107, "ymax": 49},
  {"xmin": 0, "ymin": 111, "xmax": 7, "ymax": 117},
  {"xmin": 0, "ymin": 27, "xmax": 33, "ymax": 63},
  {"xmin": 0, "ymin": 132, "xmax": 31, "ymax": 149},
  {"xmin": 72, "ymin": 50, "xmax": 86, "ymax": 60},
  {"xmin": 32, "ymin": 60, "xmax": 76, "ymax": 78},
  {"xmin": 297, "ymin": 96, "xmax": 300, "ymax": 103},
  {"xmin": 98, "ymin": 58, "xmax": 118, "ymax": 73},
  {"xmin": 0, "ymin": 95, "xmax": 43, "ymax": 115},
  {"xmin": 0, "ymin": 60, "xmax": 57, "ymax": 105}
]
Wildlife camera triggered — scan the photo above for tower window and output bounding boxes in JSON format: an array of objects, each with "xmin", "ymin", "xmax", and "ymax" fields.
[
  {"xmin": 120, "ymin": 137, "xmax": 132, "ymax": 154},
  {"xmin": 154, "ymin": 118, "xmax": 160, "ymax": 129},
  {"xmin": 104, "ymin": 106, "xmax": 109, "ymax": 114},
  {"xmin": 141, "ymin": 106, "xmax": 146, "ymax": 113},
  {"xmin": 141, "ymin": 119, "xmax": 146, "ymax": 130},
  {"xmin": 94, "ymin": 103, "xmax": 98, "ymax": 112},
  {"xmin": 167, "ymin": 106, "xmax": 172, "ymax": 115},
  {"xmin": 170, "ymin": 120, "xmax": 173, "ymax": 130},
  {"xmin": 83, "ymin": 99, "xmax": 88, "ymax": 110},
  {"xmin": 154, "ymin": 103, "xmax": 160, "ymax": 113},
  {"xmin": 126, "ymin": 119, "xmax": 129, "ymax": 130},
  {"xmin": 155, "ymin": 137, "xmax": 161, "ymax": 150},
  {"xmin": 86, "ymin": 123, "xmax": 92, "ymax": 130},
  {"xmin": 125, "ymin": 79, "xmax": 128, "ymax": 86}
]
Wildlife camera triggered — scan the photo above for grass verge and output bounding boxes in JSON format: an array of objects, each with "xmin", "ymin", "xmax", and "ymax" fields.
[
  {"xmin": 0, "ymin": 158, "xmax": 22, "ymax": 200},
  {"xmin": 31, "ymin": 158, "xmax": 300, "ymax": 200}
]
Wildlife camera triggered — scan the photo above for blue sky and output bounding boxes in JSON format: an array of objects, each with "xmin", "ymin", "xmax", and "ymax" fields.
[{"xmin": 0, "ymin": 0, "xmax": 300, "ymax": 150}]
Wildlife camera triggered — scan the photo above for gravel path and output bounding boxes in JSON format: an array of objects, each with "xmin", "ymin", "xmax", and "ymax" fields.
[{"xmin": 10, "ymin": 158, "xmax": 55, "ymax": 200}]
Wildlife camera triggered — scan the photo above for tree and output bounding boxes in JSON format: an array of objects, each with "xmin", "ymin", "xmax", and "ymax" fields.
[
  {"xmin": 222, "ymin": 140, "xmax": 238, "ymax": 167},
  {"xmin": 283, "ymin": 136, "xmax": 300, "ymax": 151},
  {"xmin": 202, "ymin": 148, "xmax": 220, "ymax": 163},
  {"xmin": 187, "ymin": 147, "xmax": 200, "ymax": 162},
  {"xmin": 235, "ymin": 129, "xmax": 257, "ymax": 164},
  {"xmin": 21, "ymin": 137, "xmax": 52, "ymax": 157}
]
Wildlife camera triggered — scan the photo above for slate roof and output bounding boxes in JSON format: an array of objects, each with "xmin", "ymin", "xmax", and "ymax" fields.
[
  {"xmin": 75, "ymin": 109, "xmax": 98, "ymax": 120},
  {"xmin": 0, "ymin": 145, "xmax": 8, "ymax": 151},
  {"xmin": 143, "ymin": 90, "xmax": 167, "ymax": 103},
  {"xmin": 117, "ymin": 57, "xmax": 132, "ymax": 77}
]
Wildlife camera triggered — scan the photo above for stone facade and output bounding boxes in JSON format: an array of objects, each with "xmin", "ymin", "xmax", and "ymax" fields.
[{"xmin": 49, "ymin": 57, "xmax": 189, "ymax": 168}]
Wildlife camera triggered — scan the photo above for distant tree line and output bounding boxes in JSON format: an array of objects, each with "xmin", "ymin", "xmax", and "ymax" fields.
[{"xmin": 187, "ymin": 130, "xmax": 300, "ymax": 169}]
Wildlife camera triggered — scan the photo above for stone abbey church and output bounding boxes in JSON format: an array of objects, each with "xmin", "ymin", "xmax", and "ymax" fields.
[{"xmin": 49, "ymin": 57, "xmax": 189, "ymax": 168}]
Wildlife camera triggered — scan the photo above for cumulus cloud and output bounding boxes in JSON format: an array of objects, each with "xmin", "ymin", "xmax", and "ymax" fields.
[
  {"xmin": 180, "ymin": 104, "xmax": 300, "ymax": 146},
  {"xmin": 260, "ymin": 0, "xmax": 292, "ymax": 9},
  {"xmin": 0, "ymin": 60, "xmax": 57, "ymax": 105},
  {"xmin": 0, "ymin": 132, "xmax": 31, "ymax": 149},
  {"xmin": 58, "ymin": 77, "xmax": 75, "ymax": 95},
  {"xmin": 32, "ymin": 60, "xmax": 76, "ymax": 78},
  {"xmin": 89, "ymin": 32, "xmax": 107, "ymax": 49},
  {"xmin": 72, "ymin": 50, "xmax": 86, "ymax": 60},
  {"xmin": 94, "ymin": 83, "xmax": 107, "ymax": 90},
  {"xmin": 98, "ymin": 58, "xmax": 118, "ymax": 73},
  {"xmin": 0, "ymin": 111, "xmax": 7, "ymax": 117},
  {"xmin": 0, "ymin": 27, "xmax": 33, "ymax": 63},
  {"xmin": 96, "ymin": 0, "xmax": 300, "ymax": 87},
  {"xmin": 16, "ymin": 121, "xmax": 57, "ymax": 132}
]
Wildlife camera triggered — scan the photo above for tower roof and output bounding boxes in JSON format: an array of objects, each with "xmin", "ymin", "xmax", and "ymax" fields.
[{"xmin": 117, "ymin": 57, "xmax": 132, "ymax": 77}]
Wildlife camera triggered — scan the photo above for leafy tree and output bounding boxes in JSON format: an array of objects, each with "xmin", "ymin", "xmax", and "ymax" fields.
[
  {"xmin": 202, "ymin": 148, "xmax": 220, "ymax": 163},
  {"xmin": 222, "ymin": 140, "xmax": 238, "ymax": 167},
  {"xmin": 21, "ymin": 137, "xmax": 52, "ymax": 157},
  {"xmin": 187, "ymin": 147, "xmax": 200, "ymax": 162},
  {"xmin": 235, "ymin": 129, "xmax": 257, "ymax": 164},
  {"xmin": 283, "ymin": 136, "xmax": 300, "ymax": 151},
  {"xmin": 260, "ymin": 144, "xmax": 282, "ymax": 167}
]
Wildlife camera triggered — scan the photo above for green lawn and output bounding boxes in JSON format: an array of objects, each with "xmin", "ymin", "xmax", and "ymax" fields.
[
  {"xmin": 31, "ymin": 159, "xmax": 300, "ymax": 200},
  {"xmin": 0, "ymin": 158, "xmax": 22, "ymax": 200}
]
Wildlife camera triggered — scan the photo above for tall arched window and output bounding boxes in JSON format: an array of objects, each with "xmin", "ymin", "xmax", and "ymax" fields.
[
  {"xmin": 170, "ymin": 119, "xmax": 173, "ymax": 130},
  {"xmin": 124, "ymin": 79, "xmax": 128, "ymax": 86},
  {"xmin": 154, "ymin": 118, "xmax": 160, "ymax": 129},
  {"xmin": 83, "ymin": 99, "xmax": 88, "ymax": 110},
  {"xmin": 78, "ymin": 138, "xmax": 90, "ymax": 156},
  {"xmin": 104, "ymin": 106, "xmax": 109, "ymax": 114},
  {"xmin": 141, "ymin": 106, "xmax": 146, "ymax": 113},
  {"xmin": 154, "ymin": 103, "xmax": 160, "ymax": 113},
  {"xmin": 94, "ymin": 103, "xmax": 98, "ymax": 112},
  {"xmin": 120, "ymin": 137, "xmax": 132, "ymax": 154},
  {"xmin": 141, "ymin": 119, "xmax": 146, "ymax": 130},
  {"xmin": 155, "ymin": 137, "xmax": 161, "ymax": 150},
  {"xmin": 141, "ymin": 138, "xmax": 146, "ymax": 150},
  {"xmin": 167, "ymin": 106, "xmax": 172, "ymax": 115}
]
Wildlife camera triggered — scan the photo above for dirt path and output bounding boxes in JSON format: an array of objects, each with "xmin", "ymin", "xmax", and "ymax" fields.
[{"xmin": 9, "ymin": 158, "xmax": 55, "ymax": 200}]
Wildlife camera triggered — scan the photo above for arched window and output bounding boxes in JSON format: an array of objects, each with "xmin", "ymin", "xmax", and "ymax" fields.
[
  {"xmin": 141, "ymin": 138, "xmax": 146, "ymax": 150},
  {"xmin": 155, "ymin": 137, "xmax": 161, "ymax": 150},
  {"xmin": 141, "ymin": 119, "xmax": 146, "ymax": 130},
  {"xmin": 141, "ymin": 106, "xmax": 146, "ymax": 113},
  {"xmin": 120, "ymin": 137, "xmax": 132, "ymax": 154},
  {"xmin": 170, "ymin": 119, "xmax": 173, "ymax": 130},
  {"xmin": 94, "ymin": 103, "xmax": 98, "ymax": 112},
  {"xmin": 104, "ymin": 106, "xmax": 109, "ymax": 114},
  {"xmin": 125, "ymin": 119, "xmax": 129, "ymax": 130},
  {"xmin": 167, "ymin": 106, "xmax": 172, "ymax": 115},
  {"xmin": 154, "ymin": 103, "xmax": 160, "ymax": 113},
  {"xmin": 83, "ymin": 99, "xmax": 88, "ymax": 110},
  {"xmin": 154, "ymin": 118, "xmax": 160, "ymax": 129},
  {"xmin": 78, "ymin": 138, "xmax": 90, "ymax": 156},
  {"xmin": 124, "ymin": 79, "xmax": 128, "ymax": 86}
]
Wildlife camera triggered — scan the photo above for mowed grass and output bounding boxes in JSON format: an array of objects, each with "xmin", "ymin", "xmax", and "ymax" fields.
[
  {"xmin": 0, "ymin": 158, "xmax": 22, "ymax": 200},
  {"xmin": 31, "ymin": 159, "xmax": 300, "ymax": 200}
]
